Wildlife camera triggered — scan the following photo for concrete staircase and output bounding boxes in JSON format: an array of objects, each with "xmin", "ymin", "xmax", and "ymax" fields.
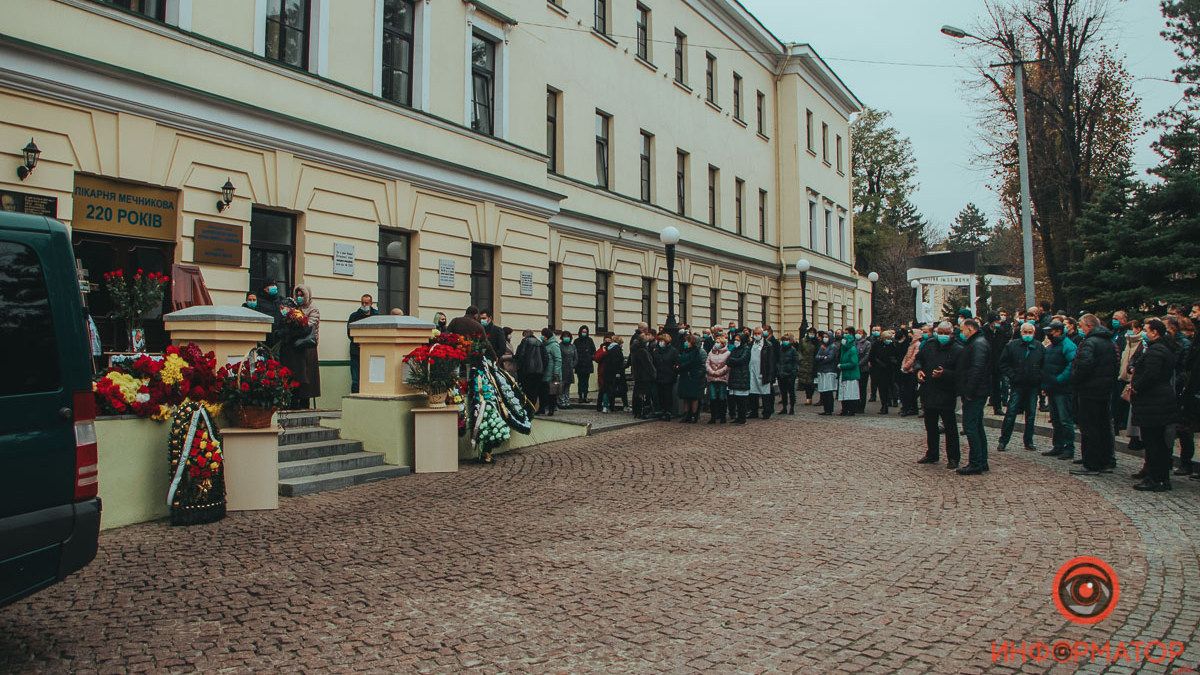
[{"xmin": 276, "ymin": 410, "xmax": 410, "ymax": 497}]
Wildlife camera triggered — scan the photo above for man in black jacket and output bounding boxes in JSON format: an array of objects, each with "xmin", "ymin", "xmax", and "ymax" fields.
[
  {"xmin": 996, "ymin": 322, "xmax": 1045, "ymax": 452},
  {"xmin": 915, "ymin": 322, "xmax": 964, "ymax": 468},
  {"xmin": 984, "ymin": 314, "xmax": 1010, "ymax": 415},
  {"xmin": 955, "ymin": 319, "xmax": 992, "ymax": 475},
  {"xmin": 478, "ymin": 310, "xmax": 506, "ymax": 360},
  {"xmin": 1069, "ymin": 314, "xmax": 1119, "ymax": 475},
  {"xmin": 346, "ymin": 294, "xmax": 379, "ymax": 393},
  {"xmin": 651, "ymin": 333, "xmax": 679, "ymax": 420}
]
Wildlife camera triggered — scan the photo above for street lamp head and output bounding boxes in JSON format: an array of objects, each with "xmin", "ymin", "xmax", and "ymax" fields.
[
  {"xmin": 941, "ymin": 24, "xmax": 970, "ymax": 39},
  {"xmin": 867, "ymin": 272, "xmax": 879, "ymax": 283},
  {"xmin": 796, "ymin": 258, "xmax": 811, "ymax": 274},
  {"xmin": 910, "ymin": 279, "xmax": 921, "ymax": 289},
  {"xmin": 660, "ymin": 226, "xmax": 681, "ymax": 246}
]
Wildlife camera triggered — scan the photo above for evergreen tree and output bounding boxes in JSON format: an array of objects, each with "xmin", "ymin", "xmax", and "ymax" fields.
[{"xmin": 946, "ymin": 203, "xmax": 990, "ymax": 253}]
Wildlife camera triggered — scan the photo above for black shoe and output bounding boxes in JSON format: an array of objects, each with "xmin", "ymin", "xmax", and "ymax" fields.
[
  {"xmin": 817, "ymin": 411, "xmax": 832, "ymax": 416},
  {"xmin": 1069, "ymin": 468, "xmax": 1101, "ymax": 476},
  {"xmin": 956, "ymin": 465, "xmax": 985, "ymax": 475},
  {"xmin": 1024, "ymin": 445, "xmax": 1038, "ymax": 452},
  {"xmin": 1041, "ymin": 449, "xmax": 1061, "ymax": 456},
  {"xmin": 1133, "ymin": 479, "xmax": 1171, "ymax": 492},
  {"xmin": 1132, "ymin": 467, "xmax": 1148, "ymax": 479},
  {"xmin": 946, "ymin": 461, "xmax": 960, "ymax": 470},
  {"xmin": 1072, "ymin": 459, "xmax": 1085, "ymax": 465},
  {"xmin": 1100, "ymin": 465, "xmax": 1115, "ymax": 474},
  {"xmin": 1128, "ymin": 439, "xmax": 1144, "ymax": 451},
  {"xmin": 916, "ymin": 456, "xmax": 939, "ymax": 464},
  {"xmin": 1174, "ymin": 466, "xmax": 1193, "ymax": 476},
  {"xmin": 996, "ymin": 443, "xmax": 1008, "ymax": 453},
  {"xmin": 732, "ymin": 419, "xmax": 746, "ymax": 425}
]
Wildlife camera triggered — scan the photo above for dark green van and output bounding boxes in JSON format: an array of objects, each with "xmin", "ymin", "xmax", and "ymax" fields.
[{"xmin": 0, "ymin": 212, "xmax": 101, "ymax": 608}]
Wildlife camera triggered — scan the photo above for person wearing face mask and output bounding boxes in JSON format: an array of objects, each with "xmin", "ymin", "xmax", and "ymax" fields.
[
  {"xmin": 538, "ymin": 327, "xmax": 562, "ymax": 416},
  {"xmin": 1108, "ymin": 311, "xmax": 1132, "ymax": 433},
  {"xmin": 853, "ymin": 327, "xmax": 872, "ymax": 413},
  {"xmin": 433, "ymin": 311, "xmax": 449, "ymax": 333},
  {"xmin": 515, "ymin": 329, "xmax": 545, "ymax": 414},
  {"xmin": 726, "ymin": 332, "xmax": 751, "ymax": 424},
  {"xmin": 1041, "ymin": 321, "xmax": 1078, "ymax": 460},
  {"xmin": 870, "ymin": 329, "xmax": 899, "ymax": 414},
  {"xmin": 776, "ymin": 334, "xmax": 800, "ymax": 415},
  {"xmin": 630, "ymin": 332, "xmax": 658, "ymax": 419},
  {"xmin": 1162, "ymin": 315, "xmax": 1196, "ymax": 477},
  {"xmin": 253, "ymin": 280, "xmax": 284, "ymax": 346},
  {"xmin": 865, "ymin": 325, "xmax": 883, "ymax": 403},
  {"xmin": 837, "ymin": 332, "xmax": 861, "ymax": 416},
  {"xmin": 281, "ymin": 284, "xmax": 321, "ymax": 409},
  {"xmin": 1119, "ymin": 319, "xmax": 1144, "ymax": 454},
  {"xmin": 1068, "ymin": 314, "xmax": 1119, "ymax": 475},
  {"xmin": 898, "ymin": 325, "xmax": 924, "ymax": 417},
  {"xmin": 984, "ymin": 314, "xmax": 1010, "ymax": 417},
  {"xmin": 748, "ymin": 328, "xmax": 778, "ymax": 419},
  {"xmin": 347, "ymin": 294, "xmax": 379, "ymax": 394},
  {"xmin": 477, "ymin": 310, "xmax": 506, "ymax": 360},
  {"xmin": 558, "ymin": 330, "xmax": 577, "ymax": 410},
  {"xmin": 651, "ymin": 332, "xmax": 679, "ymax": 421},
  {"xmin": 573, "ymin": 326, "xmax": 596, "ymax": 404},
  {"xmin": 997, "ymin": 322, "xmax": 1045, "ymax": 453},
  {"xmin": 915, "ymin": 322, "xmax": 963, "ymax": 467},
  {"xmin": 954, "ymin": 319, "xmax": 992, "ymax": 475},
  {"xmin": 814, "ymin": 332, "xmax": 840, "ymax": 415},
  {"xmin": 676, "ymin": 333, "xmax": 706, "ymax": 423},
  {"xmin": 705, "ymin": 335, "xmax": 731, "ymax": 423},
  {"xmin": 1130, "ymin": 319, "xmax": 1180, "ymax": 491},
  {"xmin": 797, "ymin": 330, "xmax": 817, "ymax": 406},
  {"xmin": 242, "ymin": 292, "xmax": 259, "ymax": 311}
]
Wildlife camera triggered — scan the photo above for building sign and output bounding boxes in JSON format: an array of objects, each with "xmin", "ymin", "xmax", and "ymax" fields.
[
  {"xmin": 519, "ymin": 270, "xmax": 534, "ymax": 297},
  {"xmin": 333, "ymin": 243, "xmax": 355, "ymax": 276},
  {"xmin": 71, "ymin": 174, "xmax": 178, "ymax": 242},
  {"xmin": 192, "ymin": 220, "xmax": 243, "ymax": 267},
  {"xmin": 438, "ymin": 258, "xmax": 455, "ymax": 288},
  {"xmin": 0, "ymin": 189, "xmax": 57, "ymax": 217}
]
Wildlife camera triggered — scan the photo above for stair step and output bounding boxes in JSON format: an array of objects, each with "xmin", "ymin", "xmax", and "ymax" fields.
[
  {"xmin": 277, "ymin": 410, "xmax": 342, "ymax": 429},
  {"xmin": 278, "ymin": 439, "xmax": 364, "ymax": 463},
  {"xmin": 279, "ymin": 464, "xmax": 411, "ymax": 497},
  {"xmin": 278, "ymin": 425, "xmax": 341, "ymax": 446},
  {"xmin": 278, "ymin": 452, "xmax": 383, "ymax": 479}
]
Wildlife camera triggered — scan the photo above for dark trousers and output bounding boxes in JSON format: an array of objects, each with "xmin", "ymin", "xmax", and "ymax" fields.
[
  {"xmin": 858, "ymin": 373, "xmax": 870, "ymax": 411},
  {"xmin": 820, "ymin": 390, "xmax": 835, "ymax": 414},
  {"xmin": 923, "ymin": 407, "xmax": 960, "ymax": 463},
  {"xmin": 538, "ymin": 381, "xmax": 557, "ymax": 414},
  {"xmin": 1110, "ymin": 379, "xmax": 1129, "ymax": 432},
  {"xmin": 875, "ymin": 373, "xmax": 895, "ymax": 411},
  {"xmin": 999, "ymin": 385, "xmax": 1038, "ymax": 448},
  {"xmin": 349, "ymin": 346, "xmax": 361, "ymax": 394},
  {"xmin": 656, "ymin": 382, "xmax": 676, "ymax": 418},
  {"xmin": 778, "ymin": 376, "xmax": 797, "ymax": 411},
  {"xmin": 519, "ymin": 373, "xmax": 542, "ymax": 412},
  {"xmin": 577, "ymin": 372, "xmax": 591, "ymax": 402},
  {"xmin": 730, "ymin": 395, "xmax": 748, "ymax": 422},
  {"xmin": 1143, "ymin": 424, "xmax": 1171, "ymax": 483},
  {"xmin": 898, "ymin": 373, "xmax": 918, "ymax": 413},
  {"xmin": 1048, "ymin": 392, "xmax": 1076, "ymax": 454},
  {"xmin": 801, "ymin": 381, "xmax": 815, "ymax": 401},
  {"xmin": 1171, "ymin": 426, "xmax": 1195, "ymax": 467},
  {"xmin": 1077, "ymin": 397, "xmax": 1114, "ymax": 470},
  {"xmin": 962, "ymin": 397, "xmax": 988, "ymax": 468},
  {"xmin": 632, "ymin": 383, "xmax": 655, "ymax": 417}
]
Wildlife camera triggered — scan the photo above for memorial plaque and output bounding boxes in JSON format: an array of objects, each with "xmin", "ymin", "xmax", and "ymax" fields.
[{"xmin": 192, "ymin": 220, "xmax": 243, "ymax": 266}]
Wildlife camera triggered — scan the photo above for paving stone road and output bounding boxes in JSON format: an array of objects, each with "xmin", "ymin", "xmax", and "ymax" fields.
[{"xmin": 2, "ymin": 406, "xmax": 1197, "ymax": 673}]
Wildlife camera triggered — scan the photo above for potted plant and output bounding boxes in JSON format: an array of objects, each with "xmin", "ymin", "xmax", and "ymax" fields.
[
  {"xmin": 217, "ymin": 356, "xmax": 298, "ymax": 428},
  {"xmin": 101, "ymin": 268, "xmax": 169, "ymax": 351},
  {"xmin": 403, "ymin": 333, "xmax": 469, "ymax": 407}
]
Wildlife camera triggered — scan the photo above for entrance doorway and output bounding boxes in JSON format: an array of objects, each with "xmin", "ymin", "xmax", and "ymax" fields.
[{"xmin": 71, "ymin": 233, "xmax": 174, "ymax": 353}]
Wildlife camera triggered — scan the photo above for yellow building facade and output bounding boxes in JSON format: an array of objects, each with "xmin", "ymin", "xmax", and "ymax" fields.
[{"xmin": 0, "ymin": 0, "xmax": 868, "ymax": 406}]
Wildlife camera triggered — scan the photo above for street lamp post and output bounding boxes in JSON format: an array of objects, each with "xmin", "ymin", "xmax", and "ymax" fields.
[
  {"xmin": 911, "ymin": 279, "xmax": 921, "ymax": 325},
  {"xmin": 867, "ymin": 271, "xmax": 879, "ymax": 328},
  {"xmin": 797, "ymin": 258, "xmax": 811, "ymax": 334},
  {"xmin": 942, "ymin": 24, "xmax": 1037, "ymax": 309},
  {"xmin": 661, "ymin": 226, "xmax": 681, "ymax": 335}
]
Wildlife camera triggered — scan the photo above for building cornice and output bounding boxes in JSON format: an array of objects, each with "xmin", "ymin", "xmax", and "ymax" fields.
[
  {"xmin": 780, "ymin": 44, "xmax": 864, "ymax": 119},
  {"xmin": 684, "ymin": 0, "xmax": 785, "ymax": 72}
]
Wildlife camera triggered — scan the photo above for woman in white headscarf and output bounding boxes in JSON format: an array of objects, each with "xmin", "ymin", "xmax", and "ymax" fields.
[{"xmin": 282, "ymin": 283, "xmax": 321, "ymax": 408}]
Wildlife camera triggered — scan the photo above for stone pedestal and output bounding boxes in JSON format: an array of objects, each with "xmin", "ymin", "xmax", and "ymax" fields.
[
  {"xmin": 349, "ymin": 315, "xmax": 435, "ymax": 397},
  {"xmin": 412, "ymin": 408, "xmax": 459, "ymax": 473},
  {"xmin": 341, "ymin": 394, "xmax": 422, "ymax": 468},
  {"xmin": 222, "ymin": 426, "xmax": 280, "ymax": 511},
  {"xmin": 163, "ymin": 305, "xmax": 274, "ymax": 366}
]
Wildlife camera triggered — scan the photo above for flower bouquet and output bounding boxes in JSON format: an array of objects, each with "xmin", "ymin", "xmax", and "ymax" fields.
[
  {"xmin": 93, "ymin": 343, "xmax": 223, "ymax": 420},
  {"xmin": 403, "ymin": 333, "xmax": 469, "ymax": 407},
  {"xmin": 101, "ymin": 268, "xmax": 169, "ymax": 350},
  {"xmin": 217, "ymin": 355, "xmax": 298, "ymax": 428}
]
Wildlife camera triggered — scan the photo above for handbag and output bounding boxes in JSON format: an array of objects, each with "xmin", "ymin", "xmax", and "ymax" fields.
[{"xmin": 547, "ymin": 380, "xmax": 561, "ymax": 396}]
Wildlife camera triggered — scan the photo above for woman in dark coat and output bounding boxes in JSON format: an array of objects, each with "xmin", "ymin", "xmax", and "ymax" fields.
[
  {"xmin": 726, "ymin": 334, "xmax": 752, "ymax": 424},
  {"xmin": 598, "ymin": 335, "xmax": 624, "ymax": 413},
  {"xmin": 630, "ymin": 333, "xmax": 657, "ymax": 419},
  {"xmin": 870, "ymin": 330, "xmax": 900, "ymax": 414},
  {"xmin": 280, "ymin": 284, "xmax": 320, "ymax": 409},
  {"xmin": 776, "ymin": 335, "xmax": 801, "ymax": 415},
  {"xmin": 675, "ymin": 334, "xmax": 706, "ymax": 423},
  {"xmin": 796, "ymin": 332, "xmax": 817, "ymax": 406},
  {"xmin": 1131, "ymin": 319, "xmax": 1179, "ymax": 491},
  {"xmin": 651, "ymin": 334, "xmax": 679, "ymax": 420},
  {"xmin": 574, "ymin": 325, "xmax": 597, "ymax": 404}
]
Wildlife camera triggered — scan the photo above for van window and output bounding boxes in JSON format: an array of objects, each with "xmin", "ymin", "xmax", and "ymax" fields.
[{"xmin": 0, "ymin": 241, "xmax": 61, "ymax": 396}]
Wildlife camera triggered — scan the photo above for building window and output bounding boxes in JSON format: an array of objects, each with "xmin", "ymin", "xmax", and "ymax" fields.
[
  {"xmin": 758, "ymin": 189, "xmax": 768, "ymax": 243},
  {"xmin": 98, "ymin": 0, "xmax": 165, "ymax": 20},
  {"xmin": 640, "ymin": 131, "xmax": 654, "ymax": 203},
  {"xmin": 705, "ymin": 53, "xmax": 716, "ymax": 103},
  {"xmin": 761, "ymin": 295, "xmax": 768, "ymax": 327},
  {"xmin": 707, "ymin": 166, "xmax": 719, "ymax": 226},
  {"xmin": 824, "ymin": 208, "xmax": 833, "ymax": 255},
  {"xmin": 249, "ymin": 209, "xmax": 295, "ymax": 299},
  {"xmin": 805, "ymin": 109, "xmax": 814, "ymax": 152},
  {"xmin": 636, "ymin": 4, "xmax": 650, "ymax": 61},
  {"xmin": 266, "ymin": 0, "xmax": 311, "ymax": 70},
  {"xmin": 822, "ymin": 122, "xmax": 830, "ymax": 164},
  {"xmin": 595, "ymin": 110, "xmax": 611, "ymax": 189},
  {"xmin": 595, "ymin": 270, "xmax": 610, "ymax": 333},
  {"xmin": 737, "ymin": 292, "xmax": 746, "ymax": 328},
  {"xmin": 470, "ymin": 32, "xmax": 497, "ymax": 135},
  {"xmin": 641, "ymin": 277, "xmax": 654, "ymax": 325},
  {"xmin": 471, "ymin": 244, "xmax": 494, "ymax": 314},
  {"xmin": 838, "ymin": 214, "xmax": 847, "ymax": 261},
  {"xmin": 836, "ymin": 135, "xmax": 844, "ymax": 173},
  {"xmin": 548, "ymin": 262, "xmax": 559, "ymax": 329},
  {"xmin": 808, "ymin": 199, "xmax": 818, "ymax": 251},
  {"xmin": 594, "ymin": 0, "xmax": 607, "ymax": 34},
  {"xmin": 733, "ymin": 73, "xmax": 743, "ymax": 121},
  {"xmin": 546, "ymin": 88, "xmax": 560, "ymax": 173},
  {"xmin": 381, "ymin": 0, "xmax": 415, "ymax": 105},
  {"xmin": 674, "ymin": 30, "xmax": 686, "ymax": 84},
  {"xmin": 756, "ymin": 91, "xmax": 766, "ymax": 135},
  {"xmin": 710, "ymin": 288, "xmax": 719, "ymax": 326},
  {"xmin": 679, "ymin": 282, "xmax": 690, "ymax": 324},
  {"xmin": 734, "ymin": 178, "xmax": 744, "ymax": 235},
  {"xmin": 676, "ymin": 150, "xmax": 688, "ymax": 215},
  {"xmin": 378, "ymin": 229, "xmax": 410, "ymax": 315}
]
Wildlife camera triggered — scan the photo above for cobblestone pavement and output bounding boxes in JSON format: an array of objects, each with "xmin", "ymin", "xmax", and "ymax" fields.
[{"xmin": 2, "ymin": 405, "xmax": 1197, "ymax": 673}]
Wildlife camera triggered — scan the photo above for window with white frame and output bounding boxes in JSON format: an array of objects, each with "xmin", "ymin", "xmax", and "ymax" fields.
[
  {"xmin": 265, "ymin": 0, "xmax": 312, "ymax": 70},
  {"xmin": 824, "ymin": 207, "xmax": 833, "ymax": 255},
  {"xmin": 838, "ymin": 212, "xmax": 848, "ymax": 261},
  {"xmin": 381, "ymin": 0, "xmax": 415, "ymax": 105},
  {"xmin": 470, "ymin": 31, "xmax": 497, "ymax": 135},
  {"xmin": 808, "ymin": 199, "xmax": 818, "ymax": 252},
  {"xmin": 636, "ymin": 4, "xmax": 651, "ymax": 61}
]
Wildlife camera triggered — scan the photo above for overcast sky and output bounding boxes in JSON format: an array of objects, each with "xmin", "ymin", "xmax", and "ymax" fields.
[{"xmin": 740, "ymin": 0, "xmax": 1183, "ymax": 234}]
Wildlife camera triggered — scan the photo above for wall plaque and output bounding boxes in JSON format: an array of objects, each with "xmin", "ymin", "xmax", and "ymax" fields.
[
  {"xmin": 71, "ymin": 174, "xmax": 178, "ymax": 242},
  {"xmin": 438, "ymin": 258, "xmax": 456, "ymax": 288},
  {"xmin": 333, "ymin": 243, "xmax": 355, "ymax": 276},
  {"xmin": 192, "ymin": 220, "xmax": 243, "ymax": 266},
  {"xmin": 0, "ymin": 189, "xmax": 57, "ymax": 217}
]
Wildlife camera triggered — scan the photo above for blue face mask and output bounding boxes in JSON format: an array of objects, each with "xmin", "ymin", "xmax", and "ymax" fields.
[
  {"xmin": 1142, "ymin": 334, "xmax": 1150, "ymax": 345},
  {"xmin": 871, "ymin": 331, "xmax": 880, "ymax": 338},
  {"xmin": 936, "ymin": 334, "xmax": 951, "ymax": 345},
  {"xmin": 1111, "ymin": 319, "xmax": 1120, "ymax": 329},
  {"xmin": 781, "ymin": 341, "xmax": 791, "ymax": 346},
  {"xmin": 245, "ymin": 300, "xmax": 257, "ymax": 309},
  {"xmin": 1022, "ymin": 334, "xmax": 1034, "ymax": 343},
  {"xmin": 267, "ymin": 285, "xmax": 278, "ymax": 296}
]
